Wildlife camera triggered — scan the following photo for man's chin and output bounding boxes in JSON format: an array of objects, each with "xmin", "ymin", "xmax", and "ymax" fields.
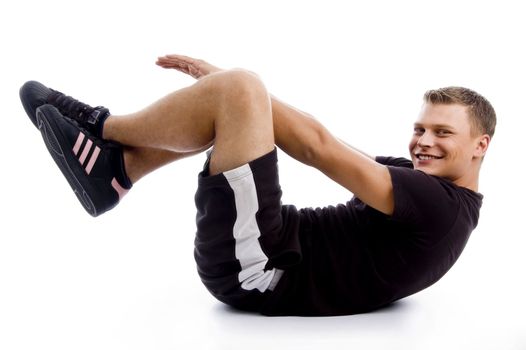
[{"xmin": 414, "ymin": 165, "xmax": 441, "ymax": 177}]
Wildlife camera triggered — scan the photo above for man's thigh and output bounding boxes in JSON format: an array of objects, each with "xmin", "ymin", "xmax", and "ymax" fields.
[
  {"xmin": 194, "ymin": 148, "xmax": 289, "ymax": 311},
  {"xmin": 207, "ymin": 70, "xmax": 275, "ymax": 175}
]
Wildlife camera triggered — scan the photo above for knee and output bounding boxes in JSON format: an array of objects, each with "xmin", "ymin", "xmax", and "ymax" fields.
[
  {"xmin": 207, "ymin": 69, "xmax": 269, "ymax": 107},
  {"xmin": 221, "ymin": 68, "xmax": 263, "ymax": 88}
]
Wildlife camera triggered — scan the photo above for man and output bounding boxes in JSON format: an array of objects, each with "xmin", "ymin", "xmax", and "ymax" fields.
[{"xmin": 20, "ymin": 54, "xmax": 496, "ymax": 316}]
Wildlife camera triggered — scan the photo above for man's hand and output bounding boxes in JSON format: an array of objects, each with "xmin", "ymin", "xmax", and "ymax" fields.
[{"xmin": 156, "ymin": 54, "xmax": 222, "ymax": 79}]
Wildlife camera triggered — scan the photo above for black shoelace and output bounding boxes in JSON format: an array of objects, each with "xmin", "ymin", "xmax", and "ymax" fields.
[{"xmin": 48, "ymin": 90, "xmax": 96, "ymax": 123}]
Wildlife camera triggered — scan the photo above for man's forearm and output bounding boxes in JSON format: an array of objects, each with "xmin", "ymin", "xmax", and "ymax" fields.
[
  {"xmin": 271, "ymin": 96, "xmax": 372, "ymax": 166},
  {"xmin": 270, "ymin": 95, "xmax": 329, "ymax": 166},
  {"xmin": 271, "ymin": 94, "xmax": 393, "ymax": 214}
]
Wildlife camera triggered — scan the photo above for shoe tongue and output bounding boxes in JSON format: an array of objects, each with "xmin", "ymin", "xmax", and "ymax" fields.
[
  {"xmin": 91, "ymin": 108, "xmax": 110, "ymax": 138},
  {"xmin": 87, "ymin": 109, "xmax": 103, "ymax": 125}
]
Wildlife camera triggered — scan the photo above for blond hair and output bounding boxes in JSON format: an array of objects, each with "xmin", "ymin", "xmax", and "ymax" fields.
[{"xmin": 424, "ymin": 87, "xmax": 496, "ymax": 137}]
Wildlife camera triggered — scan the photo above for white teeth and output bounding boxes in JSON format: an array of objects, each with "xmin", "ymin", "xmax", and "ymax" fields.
[{"xmin": 417, "ymin": 154, "xmax": 441, "ymax": 160}]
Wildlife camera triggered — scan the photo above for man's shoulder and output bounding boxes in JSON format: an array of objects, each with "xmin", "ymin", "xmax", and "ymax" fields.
[{"xmin": 375, "ymin": 156, "xmax": 413, "ymax": 169}]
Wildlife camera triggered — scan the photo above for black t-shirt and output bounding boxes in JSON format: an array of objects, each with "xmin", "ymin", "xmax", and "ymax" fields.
[{"xmin": 261, "ymin": 156, "xmax": 483, "ymax": 316}]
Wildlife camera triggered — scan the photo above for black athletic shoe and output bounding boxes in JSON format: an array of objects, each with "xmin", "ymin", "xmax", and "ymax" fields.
[
  {"xmin": 20, "ymin": 80, "xmax": 53, "ymax": 127},
  {"xmin": 20, "ymin": 80, "xmax": 109, "ymax": 137},
  {"xmin": 36, "ymin": 104, "xmax": 131, "ymax": 216}
]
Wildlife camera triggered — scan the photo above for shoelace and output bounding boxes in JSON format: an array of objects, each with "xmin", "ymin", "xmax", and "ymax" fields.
[{"xmin": 48, "ymin": 90, "xmax": 96, "ymax": 123}]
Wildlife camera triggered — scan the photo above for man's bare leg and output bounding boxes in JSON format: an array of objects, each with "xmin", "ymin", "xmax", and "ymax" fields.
[
  {"xmin": 156, "ymin": 55, "xmax": 336, "ymax": 169},
  {"xmin": 119, "ymin": 55, "xmax": 332, "ymax": 183},
  {"xmin": 122, "ymin": 148, "xmax": 200, "ymax": 184},
  {"xmin": 104, "ymin": 69, "xmax": 274, "ymax": 177}
]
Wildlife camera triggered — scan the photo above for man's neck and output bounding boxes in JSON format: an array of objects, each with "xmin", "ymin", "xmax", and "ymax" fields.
[{"xmin": 453, "ymin": 170, "xmax": 480, "ymax": 193}]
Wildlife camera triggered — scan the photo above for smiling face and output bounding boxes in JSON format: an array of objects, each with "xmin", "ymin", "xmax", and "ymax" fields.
[{"xmin": 409, "ymin": 103, "xmax": 490, "ymax": 190}]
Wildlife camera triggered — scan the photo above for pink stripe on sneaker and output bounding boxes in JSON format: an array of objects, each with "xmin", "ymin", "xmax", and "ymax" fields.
[
  {"xmin": 79, "ymin": 139, "xmax": 92, "ymax": 165},
  {"xmin": 85, "ymin": 146, "xmax": 101, "ymax": 175},
  {"xmin": 72, "ymin": 132, "xmax": 85, "ymax": 156},
  {"xmin": 111, "ymin": 178, "xmax": 129, "ymax": 200}
]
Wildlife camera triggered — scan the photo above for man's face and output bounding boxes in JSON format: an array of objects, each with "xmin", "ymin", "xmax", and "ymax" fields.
[{"xmin": 409, "ymin": 103, "xmax": 487, "ymax": 184}]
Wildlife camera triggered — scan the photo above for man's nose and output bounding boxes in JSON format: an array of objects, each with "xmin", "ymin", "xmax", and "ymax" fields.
[{"xmin": 417, "ymin": 131, "xmax": 434, "ymax": 148}]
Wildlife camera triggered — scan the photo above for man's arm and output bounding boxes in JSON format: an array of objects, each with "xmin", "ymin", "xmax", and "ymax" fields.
[
  {"xmin": 272, "ymin": 96, "xmax": 394, "ymax": 216},
  {"xmin": 156, "ymin": 54, "xmax": 394, "ymax": 215}
]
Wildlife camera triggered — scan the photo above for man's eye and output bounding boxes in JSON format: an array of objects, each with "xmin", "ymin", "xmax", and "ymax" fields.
[
  {"xmin": 436, "ymin": 129, "xmax": 451, "ymax": 136},
  {"xmin": 413, "ymin": 128, "xmax": 424, "ymax": 135}
]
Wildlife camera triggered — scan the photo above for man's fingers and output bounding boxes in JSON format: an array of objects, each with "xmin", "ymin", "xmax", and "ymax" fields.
[
  {"xmin": 156, "ymin": 56, "xmax": 180, "ymax": 65},
  {"xmin": 156, "ymin": 54, "xmax": 213, "ymax": 79},
  {"xmin": 157, "ymin": 55, "xmax": 189, "ymax": 67},
  {"xmin": 156, "ymin": 56, "xmax": 187, "ymax": 70},
  {"xmin": 157, "ymin": 61, "xmax": 194, "ymax": 77},
  {"xmin": 165, "ymin": 54, "xmax": 195, "ymax": 64}
]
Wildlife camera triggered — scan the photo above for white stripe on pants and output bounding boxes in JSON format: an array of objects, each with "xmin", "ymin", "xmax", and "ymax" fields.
[{"xmin": 224, "ymin": 163, "xmax": 283, "ymax": 292}]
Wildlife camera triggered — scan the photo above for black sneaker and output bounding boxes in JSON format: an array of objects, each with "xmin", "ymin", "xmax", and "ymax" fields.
[
  {"xmin": 20, "ymin": 80, "xmax": 109, "ymax": 137},
  {"xmin": 36, "ymin": 104, "xmax": 131, "ymax": 216}
]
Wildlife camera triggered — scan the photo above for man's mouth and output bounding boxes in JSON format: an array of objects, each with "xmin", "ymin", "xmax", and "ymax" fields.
[{"xmin": 416, "ymin": 154, "xmax": 443, "ymax": 160}]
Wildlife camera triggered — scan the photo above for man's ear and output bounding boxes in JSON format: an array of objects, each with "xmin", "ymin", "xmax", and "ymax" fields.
[{"xmin": 474, "ymin": 134, "xmax": 491, "ymax": 158}]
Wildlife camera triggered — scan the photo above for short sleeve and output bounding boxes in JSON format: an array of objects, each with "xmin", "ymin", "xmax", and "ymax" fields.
[
  {"xmin": 387, "ymin": 166, "xmax": 461, "ymax": 234},
  {"xmin": 376, "ymin": 156, "xmax": 414, "ymax": 168}
]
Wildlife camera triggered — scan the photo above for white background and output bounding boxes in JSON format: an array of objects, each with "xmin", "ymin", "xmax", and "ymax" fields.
[{"xmin": 1, "ymin": 0, "xmax": 525, "ymax": 349}]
